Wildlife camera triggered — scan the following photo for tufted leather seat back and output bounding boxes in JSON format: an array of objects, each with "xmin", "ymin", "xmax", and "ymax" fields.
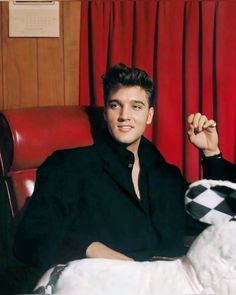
[{"xmin": 0, "ymin": 106, "xmax": 104, "ymax": 216}]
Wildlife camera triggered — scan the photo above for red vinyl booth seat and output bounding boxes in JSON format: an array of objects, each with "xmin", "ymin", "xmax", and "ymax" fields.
[{"xmin": 0, "ymin": 106, "xmax": 103, "ymax": 216}]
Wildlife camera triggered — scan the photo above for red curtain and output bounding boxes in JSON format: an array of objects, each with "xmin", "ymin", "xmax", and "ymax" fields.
[{"xmin": 79, "ymin": 0, "xmax": 236, "ymax": 182}]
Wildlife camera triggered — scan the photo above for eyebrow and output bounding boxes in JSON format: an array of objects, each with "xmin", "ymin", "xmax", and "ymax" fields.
[
  {"xmin": 108, "ymin": 99, "xmax": 146, "ymax": 106},
  {"xmin": 108, "ymin": 99, "xmax": 119, "ymax": 103},
  {"xmin": 132, "ymin": 100, "xmax": 146, "ymax": 106}
]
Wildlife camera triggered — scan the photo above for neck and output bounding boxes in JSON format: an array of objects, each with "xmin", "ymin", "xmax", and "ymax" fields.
[{"xmin": 126, "ymin": 139, "xmax": 141, "ymax": 161}]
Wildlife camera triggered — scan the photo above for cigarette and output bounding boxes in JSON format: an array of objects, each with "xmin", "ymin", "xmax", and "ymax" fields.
[{"xmin": 211, "ymin": 121, "xmax": 217, "ymax": 127}]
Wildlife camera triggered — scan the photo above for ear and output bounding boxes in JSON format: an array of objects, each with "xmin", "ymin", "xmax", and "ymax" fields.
[{"xmin": 146, "ymin": 107, "xmax": 154, "ymax": 125}]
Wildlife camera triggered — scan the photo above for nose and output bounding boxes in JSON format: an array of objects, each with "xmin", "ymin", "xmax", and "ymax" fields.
[{"xmin": 118, "ymin": 105, "xmax": 131, "ymax": 121}]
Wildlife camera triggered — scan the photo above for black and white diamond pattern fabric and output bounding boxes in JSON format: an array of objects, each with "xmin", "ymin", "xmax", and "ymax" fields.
[{"xmin": 185, "ymin": 179, "xmax": 236, "ymax": 225}]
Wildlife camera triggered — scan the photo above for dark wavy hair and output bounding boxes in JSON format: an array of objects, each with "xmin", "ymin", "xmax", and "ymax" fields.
[{"xmin": 102, "ymin": 63, "xmax": 155, "ymax": 107}]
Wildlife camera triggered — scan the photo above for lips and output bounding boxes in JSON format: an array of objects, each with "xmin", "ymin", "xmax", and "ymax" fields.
[{"xmin": 117, "ymin": 125, "xmax": 133, "ymax": 132}]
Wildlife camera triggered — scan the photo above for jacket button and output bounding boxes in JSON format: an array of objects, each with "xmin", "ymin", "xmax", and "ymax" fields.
[{"xmin": 128, "ymin": 163, "xmax": 133, "ymax": 168}]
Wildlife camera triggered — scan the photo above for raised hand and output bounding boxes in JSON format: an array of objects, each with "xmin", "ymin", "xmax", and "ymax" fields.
[{"xmin": 187, "ymin": 113, "xmax": 220, "ymax": 156}]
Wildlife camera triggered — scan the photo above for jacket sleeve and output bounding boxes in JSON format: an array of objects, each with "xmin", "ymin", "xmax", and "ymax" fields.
[
  {"xmin": 202, "ymin": 157, "xmax": 236, "ymax": 182},
  {"xmin": 14, "ymin": 151, "xmax": 89, "ymax": 270}
]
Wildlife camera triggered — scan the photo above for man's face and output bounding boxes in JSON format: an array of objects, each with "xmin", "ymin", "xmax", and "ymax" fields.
[{"xmin": 104, "ymin": 86, "xmax": 154, "ymax": 153}]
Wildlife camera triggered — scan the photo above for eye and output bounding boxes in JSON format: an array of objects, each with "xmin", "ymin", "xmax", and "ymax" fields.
[
  {"xmin": 132, "ymin": 104, "xmax": 142, "ymax": 110},
  {"xmin": 109, "ymin": 101, "xmax": 120, "ymax": 109}
]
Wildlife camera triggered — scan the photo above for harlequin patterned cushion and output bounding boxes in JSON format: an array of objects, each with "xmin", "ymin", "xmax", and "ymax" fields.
[{"xmin": 185, "ymin": 179, "xmax": 236, "ymax": 225}]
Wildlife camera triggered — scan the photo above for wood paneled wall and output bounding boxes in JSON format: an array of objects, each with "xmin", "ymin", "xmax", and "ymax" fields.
[{"xmin": 0, "ymin": 1, "xmax": 81, "ymax": 110}]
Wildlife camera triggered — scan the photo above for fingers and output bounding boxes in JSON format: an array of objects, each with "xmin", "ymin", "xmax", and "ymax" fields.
[
  {"xmin": 187, "ymin": 112, "xmax": 216, "ymax": 132},
  {"xmin": 187, "ymin": 113, "xmax": 195, "ymax": 124},
  {"xmin": 187, "ymin": 124, "xmax": 194, "ymax": 137}
]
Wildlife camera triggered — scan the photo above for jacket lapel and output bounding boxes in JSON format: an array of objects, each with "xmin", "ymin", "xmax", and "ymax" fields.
[{"xmin": 95, "ymin": 135, "xmax": 144, "ymax": 210}]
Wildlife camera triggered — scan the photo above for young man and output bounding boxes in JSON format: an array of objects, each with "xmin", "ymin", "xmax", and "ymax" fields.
[{"xmin": 14, "ymin": 63, "xmax": 225, "ymax": 275}]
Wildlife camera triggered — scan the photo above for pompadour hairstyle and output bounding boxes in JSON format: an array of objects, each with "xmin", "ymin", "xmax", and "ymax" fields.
[{"xmin": 102, "ymin": 63, "xmax": 155, "ymax": 107}]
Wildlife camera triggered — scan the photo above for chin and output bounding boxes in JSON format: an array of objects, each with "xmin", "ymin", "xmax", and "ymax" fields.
[
  {"xmin": 113, "ymin": 134, "xmax": 136, "ymax": 145},
  {"xmin": 109, "ymin": 129, "xmax": 142, "ymax": 148}
]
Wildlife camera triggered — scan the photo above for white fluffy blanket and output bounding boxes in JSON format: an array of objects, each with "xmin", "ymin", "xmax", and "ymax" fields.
[
  {"xmin": 187, "ymin": 220, "xmax": 236, "ymax": 294},
  {"xmin": 35, "ymin": 258, "xmax": 203, "ymax": 294},
  {"xmin": 34, "ymin": 180, "xmax": 236, "ymax": 294}
]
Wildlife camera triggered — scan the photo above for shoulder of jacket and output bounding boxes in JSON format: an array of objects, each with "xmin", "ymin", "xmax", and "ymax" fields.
[
  {"xmin": 152, "ymin": 160, "xmax": 184, "ymax": 179},
  {"xmin": 39, "ymin": 145, "xmax": 96, "ymax": 169}
]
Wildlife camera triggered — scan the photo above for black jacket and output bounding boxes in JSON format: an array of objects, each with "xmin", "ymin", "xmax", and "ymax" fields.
[
  {"xmin": 202, "ymin": 156, "xmax": 236, "ymax": 182},
  {"xmin": 15, "ymin": 131, "xmax": 214, "ymax": 270}
]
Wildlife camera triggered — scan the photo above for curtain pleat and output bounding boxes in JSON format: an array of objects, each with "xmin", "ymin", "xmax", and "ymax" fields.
[
  {"xmin": 155, "ymin": 1, "xmax": 185, "ymax": 170},
  {"xmin": 79, "ymin": 0, "xmax": 236, "ymax": 181},
  {"xmin": 215, "ymin": 1, "xmax": 236, "ymax": 162}
]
